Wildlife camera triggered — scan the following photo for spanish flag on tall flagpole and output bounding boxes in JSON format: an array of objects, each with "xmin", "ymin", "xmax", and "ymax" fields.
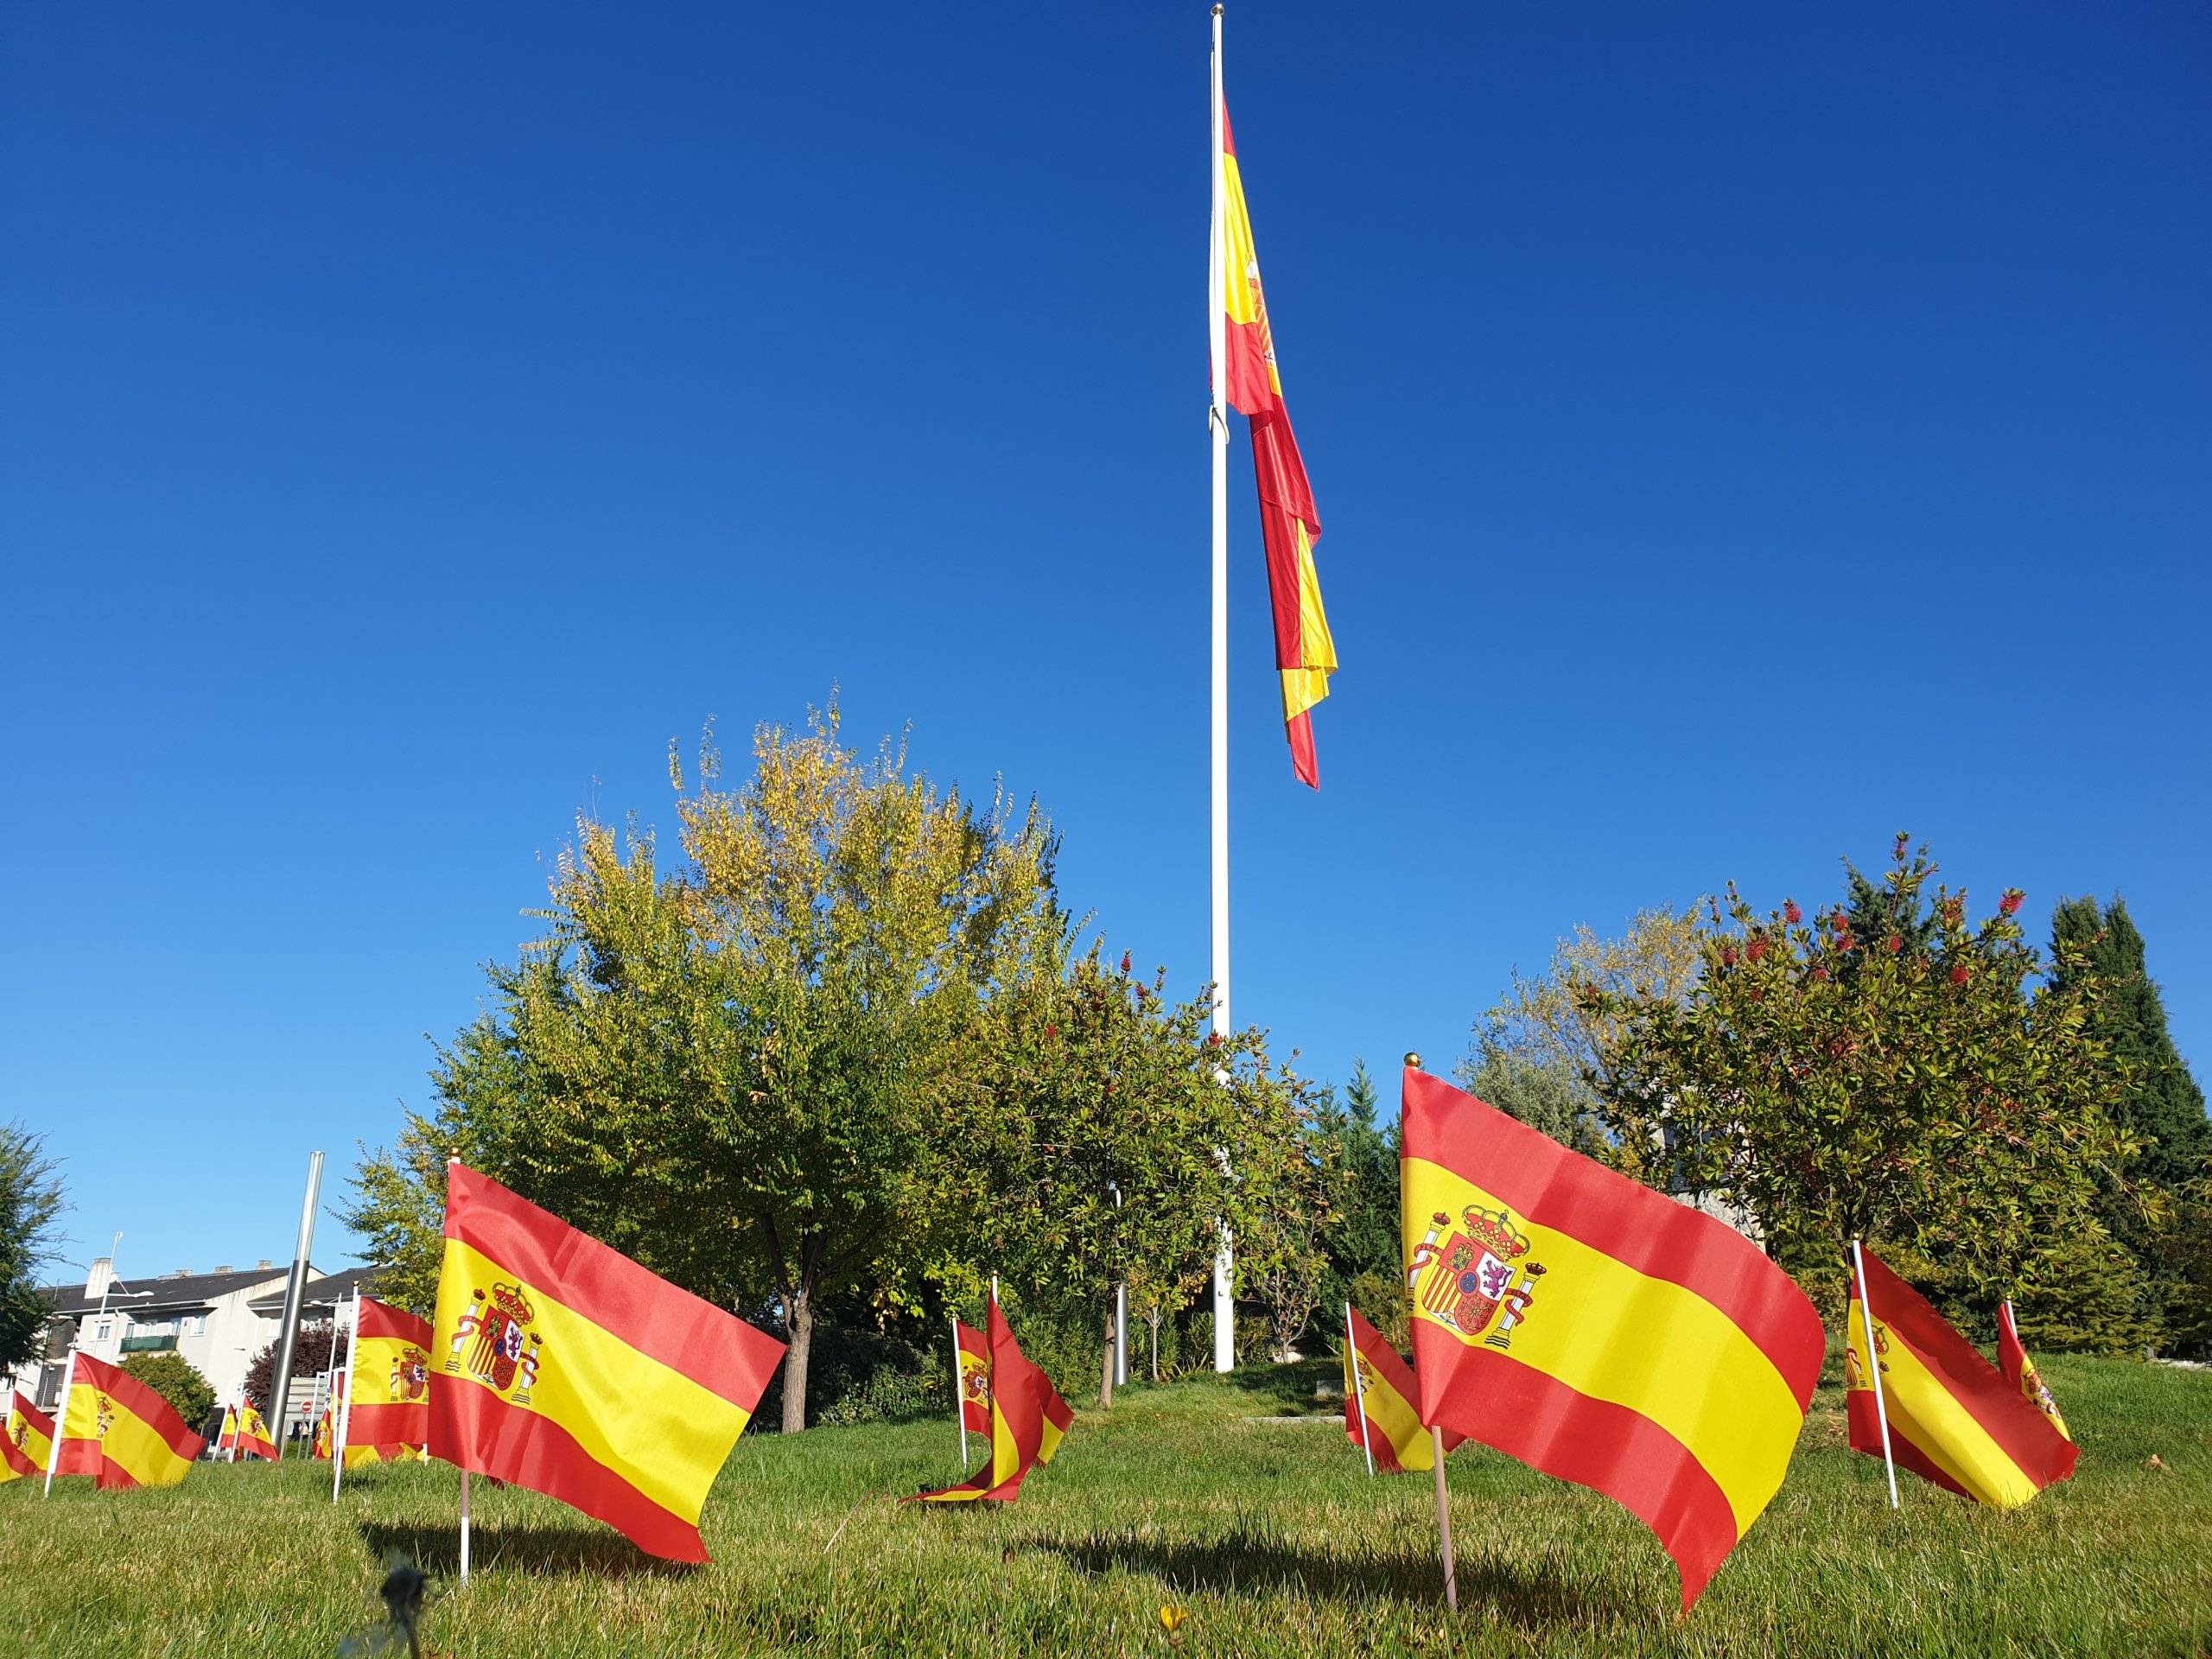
[
  {"xmin": 1213, "ymin": 26, "xmax": 1335, "ymax": 788},
  {"xmin": 910, "ymin": 1291, "xmax": 1072, "ymax": 1503},
  {"xmin": 1846, "ymin": 1247, "xmax": 2077, "ymax": 1508},
  {"xmin": 431, "ymin": 1163, "xmax": 786, "ymax": 1564},
  {"xmin": 1402, "ymin": 1065, "xmax": 1825, "ymax": 1612},
  {"xmin": 50, "ymin": 1352, "xmax": 205, "ymax": 1491},
  {"xmin": 3, "ymin": 1393, "xmax": 54, "ymax": 1483},
  {"xmin": 1342, "ymin": 1305, "xmax": 1459, "ymax": 1475}
]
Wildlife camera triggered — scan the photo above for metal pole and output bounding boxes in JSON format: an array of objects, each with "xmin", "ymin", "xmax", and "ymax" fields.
[
  {"xmin": 333, "ymin": 1286, "xmax": 360, "ymax": 1500},
  {"xmin": 1207, "ymin": 0, "xmax": 1236, "ymax": 1378},
  {"xmin": 1345, "ymin": 1302, "xmax": 1375, "ymax": 1477},
  {"xmin": 459, "ymin": 1467, "xmax": 472, "ymax": 1583},
  {"xmin": 1853, "ymin": 1238, "xmax": 1901, "ymax": 1510},
  {"xmin": 264, "ymin": 1151, "xmax": 324, "ymax": 1460},
  {"xmin": 950, "ymin": 1313, "xmax": 968, "ymax": 1472},
  {"xmin": 41, "ymin": 1347, "xmax": 77, "ymax": 1497}
]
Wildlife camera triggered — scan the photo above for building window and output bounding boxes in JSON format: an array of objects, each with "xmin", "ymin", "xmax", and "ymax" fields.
[
  {"xmin": 185, "ymin": 1314, "xmax": 207, "ymax": 1337},
  {"xmin": 92, "ymin": 1319, "xmax": 112, "ymax": 1342}
]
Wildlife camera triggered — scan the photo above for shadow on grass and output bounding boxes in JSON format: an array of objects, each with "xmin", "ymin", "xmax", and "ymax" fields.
[
  {"xmin": 1036, "ymin": 1527, "xmax": 1610, "ymax": 1630},
  {"xmin": 1219, "ymin": 1358, "xmax": 1339, "ymax": 1414},
  {"xmin": 359, "ymin": 1521, "xmax": 696, "ymax": 1580}
]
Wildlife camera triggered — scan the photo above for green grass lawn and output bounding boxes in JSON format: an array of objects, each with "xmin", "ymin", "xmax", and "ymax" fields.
[{"xmin": 3, "ymin": 1352, "xmax": 2207, "ymax": 1657}]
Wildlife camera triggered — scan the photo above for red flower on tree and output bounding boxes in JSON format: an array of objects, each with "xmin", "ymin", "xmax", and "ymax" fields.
[
  {"xmin": 1784, "ymin": 901, "xmax": 1802, "ymax": 925},
  {"xmin": 1887, "ymin": 935, "xmax": 1903, "ymax": 954},
  {"xmin": 1999, "ymin": 891, "xmax": 2024, "ymax": 917},
  {"xmin": 1950, "ymin": 964, "xmax": 1971, "ymax": 986}
]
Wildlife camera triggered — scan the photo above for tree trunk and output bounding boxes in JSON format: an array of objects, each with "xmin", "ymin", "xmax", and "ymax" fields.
[
  {"xmin": 1098, "ymin": 1300, "xmax": 1116, "ymax": 1411},
  {"xmin": 780, "ymin": 1287, "xmax": 814, "ymax": 1433}
]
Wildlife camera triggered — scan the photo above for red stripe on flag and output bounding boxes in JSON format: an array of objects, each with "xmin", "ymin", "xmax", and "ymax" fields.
[
  {"xmin": 434, "ymin": 1381, "xmax": 710, "ymax": 1563},
  {"xmin": 444, "ymin": 1166, "xmax": 783, "ymax": 1411},
  {"xmin": 1415, "ymin": 1338, "xmax": 1743, "ymax": 1611},
  {"xmin": 1403, "ymin": 1072, "xmax": 1823, "ymax": 1405},
  {"xmin": 345, "ymin": 1401, "xmax": 427, "ymax": 1448}
]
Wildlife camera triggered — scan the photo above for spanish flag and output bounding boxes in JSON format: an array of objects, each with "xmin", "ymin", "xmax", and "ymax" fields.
[
  {"xmin": 214, "ymin": 1403, "xmax": 238, "ymax": 1458},
  {"xmin": 1846, "ymin": 1249, "xmax": 2076, "ymax": 1507},
  {"xmin": 431, "ymin": 1163, "xmax": 787, "ymax": 1563},
  {"xmin": 346, "ymin": 1295, "xmax": 434, "ymax": 1460},
  {"xmin": 1996, "ymin": 1299, "xmax": 2071, "ymax": 1443},
  {"xmin": 2, "ymin": 1393, "xmax": 54, "ymax": 1481},
  {"xmin": 954, "ymin": 1317, "xmax": 991, "ymax": 1435},
  {"xmin": 235, "ymin": 1402, "xmax": 276, "ymax": 1461},
  {"xmin": 912, "ymin": 1296, "xmax": 1072, "ymax": 1503},
  {"xmin": 1217, "ymin": 99, "xmax": 1336, "ymax": 788},
  {"xmin": 1402, "ymin": 1068, "xmax": 1824, "ymax": 1611},
  {"xmin": 1342, "ymin": 1306, "xmax": 1459, "ymax": 1474},
  {"xmin": 53, "ymin": 1352, "xmax": 205, "ymax": 1490}
]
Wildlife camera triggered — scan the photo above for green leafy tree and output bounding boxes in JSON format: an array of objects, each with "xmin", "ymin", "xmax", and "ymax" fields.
[
  {"xmin": 346, "ymin": 706, "xmax": 1059, "ymax": 1430},
  {"xmin": 2050, "ymin": 895, "xmax": 2212, "ymax": 1352},
  {"xmin": 1312, "ymin": 1061, "xmax": 1401, "ymax": 1341},
  {"xmin": 953, "ymin": 948, "xmax": 1332, "ymax": 1405},
  {"xmin": 1472, "ymin": 907, "xmax": 1705, "ymax": 1183},
  {"xmin": 120, "ymin": 1352, "xmax": 215, "ymax": 1433},
  {"xmin": 1592, "ymin": 836, "xmax": 2138, "ymax": 1319},
  {"xmin": 0, "ymin": 1123, "xmax": 67, "ymax": 1370}
]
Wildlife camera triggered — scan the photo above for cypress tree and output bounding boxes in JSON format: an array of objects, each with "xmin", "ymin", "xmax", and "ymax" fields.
[
  {"xmin": 2050, "ymin": 897, "xmax": 2211, "ymax": 1186},
  {"xmin": 2049, "ymin": 895, "xmax": 2212, "ymax": 1353}
]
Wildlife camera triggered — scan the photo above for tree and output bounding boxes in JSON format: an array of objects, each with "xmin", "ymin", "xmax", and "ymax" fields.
[
  {"xmin": 346, "ymin": 706, "xmax": 1060, "ymax": 1431},
  {"xmin": 1593, "ymin": 836, "xmax": 2137, "ymax": 1314},
  {"xmin": 1312, "ymin": 1061, "xmax": 1400, "ymax": 1342},
  {"xmin": 1468, "ymin": 906, "xmax": 1705, "ymax": 1182},
  {"xmin": 952, "ymin": 948, "xmax": 1332, "ymax": 1405},
  {"xmin": 2050, "ymin": 895, "xmax": 2212, "ymax": 1352},
  {"xmin": 120, "ymin": 1352, "xmax": 215, "ymax": 1432},
  {"xmin": 0, "ymin": 1123, "xmax": 66, "ymax": 1370},
  {"xmin": 245, "ymin": 1320, "xmax": 337, "ymax": 1416}
]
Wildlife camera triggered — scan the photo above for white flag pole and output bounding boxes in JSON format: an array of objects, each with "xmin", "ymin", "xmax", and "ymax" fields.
[
  {"xmin": 1853, "ymin": 1238, "xmax": 1901, "ymax": 1510},
  {"xmin": 459, "ymin": 1466, "xmax": 473, "ymax": 1583},
  {"xmin": 1206, "ymin": 0, "xmax": 1237, "ymax": 1382},
  {"xmin": 950, "ymin": 1312, "xmax": 969, "ymax": 1472},
  {"xmin": 1344, "ymin": 1302, "xmax": 1375, "ymax": 1478},
  {"xmin": 42, "ymin": 1346, "xmax": 78, "ymax": 1498},
  {"xmin": 332, "ymin": 1286, "xmax": 360, "ymax": 1501}
]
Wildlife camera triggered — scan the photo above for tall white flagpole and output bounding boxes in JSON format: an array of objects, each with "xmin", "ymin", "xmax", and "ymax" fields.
[
  {"xmin": 1207, "ymin": 0, "xmax": 1236, "ymax": 1379},
  {"xmin": 332, "ymin": 1286, "xmax": 360, "ymax": 1501},
  {"xmin": 42, "ymin": 1346, "xmax": 78, "ymax": 1498},
  {"xmin": 1853, "ymin": 1238, "xmax": 1901, "ymax": 1510}
]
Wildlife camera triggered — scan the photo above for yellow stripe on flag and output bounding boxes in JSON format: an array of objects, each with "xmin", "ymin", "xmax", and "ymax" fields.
[
  {"xmin": 437, "ymin": 1238, "xmax": 749, "ymax": 1524},
  {"xmin": 1354, "ymin": 1350, "xmax": 1433, "ymax": 1471},
  {"xmin": 1405, "ymin": 1156, "xmax": 1804, "ymax": 1535}
]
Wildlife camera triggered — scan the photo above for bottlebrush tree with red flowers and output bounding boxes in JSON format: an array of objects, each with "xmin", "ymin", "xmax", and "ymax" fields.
[{"xmin": 1588, "ymin": 835, "xmax": 2142, "ymax": 1306}]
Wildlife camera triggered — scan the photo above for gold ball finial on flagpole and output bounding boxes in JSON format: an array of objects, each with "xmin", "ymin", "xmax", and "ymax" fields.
[{"xmin": 1404, "ymin": 1052, "xmax": 1422, "ymax": 1071}]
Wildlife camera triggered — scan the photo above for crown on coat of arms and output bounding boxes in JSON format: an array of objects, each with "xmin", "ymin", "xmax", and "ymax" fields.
[
  {"xmin": 1457, "ymin": 1203, "xmax": 1529, "ymax": 1261},
  {"xmin": 487, "ymin": 1281, "xmax": 536, "ymax": 1323}
]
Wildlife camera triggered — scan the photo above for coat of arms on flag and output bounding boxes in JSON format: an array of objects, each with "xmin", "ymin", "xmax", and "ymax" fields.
[{"xmin": 1407, "ymin": 1204, "xmax": 1548, "ymax": 1350}]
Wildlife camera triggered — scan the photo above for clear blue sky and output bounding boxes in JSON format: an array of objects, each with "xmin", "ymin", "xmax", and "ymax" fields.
[{"xmin": 4, "ymin": 3, "xmax": 2206, "ymax": 1283}]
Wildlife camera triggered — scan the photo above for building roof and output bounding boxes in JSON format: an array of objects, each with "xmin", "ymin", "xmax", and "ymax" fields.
[
  {"xmin": 40, "ymin": 1267, "xmax": 293, "ymax": 1319},
  {"xmin": 244, "ymin": 1266, "xmax": 389, "ymax": 1318}
]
